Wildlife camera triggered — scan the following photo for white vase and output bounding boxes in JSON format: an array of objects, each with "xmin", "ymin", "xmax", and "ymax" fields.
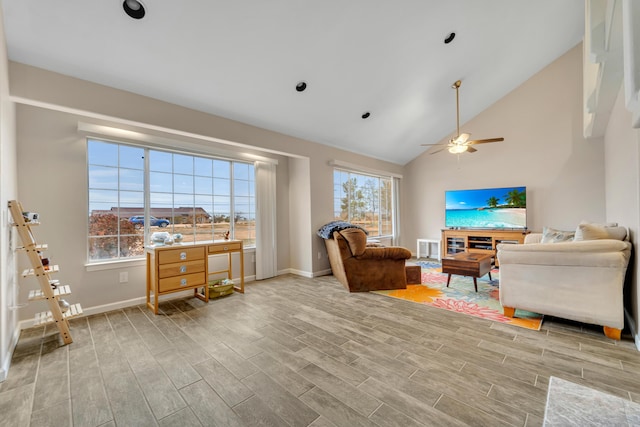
[{"xmin": 58, "ymin": 299, "xmax": 70, "ymax": 313}]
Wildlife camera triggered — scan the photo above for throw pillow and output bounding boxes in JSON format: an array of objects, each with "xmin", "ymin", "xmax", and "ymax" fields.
[
  {"xmin": 574, "ymin": 223, "xmax": 627, "ymax": 241},
  {"xmin": 578, "ymin": 220, "xmax": 618, "ymax": 227},
  {"xmin": 541, "ymin": 227, "xmax": 575, "ymax": 243}
]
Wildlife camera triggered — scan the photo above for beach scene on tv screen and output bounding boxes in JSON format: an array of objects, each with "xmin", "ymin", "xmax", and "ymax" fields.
[{"xmin": 445, "ymin": 186, "xmax": 526, "ymax": 229}]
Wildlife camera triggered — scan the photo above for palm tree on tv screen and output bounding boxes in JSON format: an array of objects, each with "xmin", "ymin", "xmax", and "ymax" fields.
[
  {"xmin": 486, "ymin": 196, "xmax": 499, "ymax": 208},
  {"xmin": 505, "ymin": 189, "xmax": 526, "ymax": 208}
]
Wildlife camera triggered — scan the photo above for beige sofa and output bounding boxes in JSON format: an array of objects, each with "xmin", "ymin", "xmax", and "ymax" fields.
[{"xmin": 497, "ymin": 224, "xmax": 632, "ymax": 339}]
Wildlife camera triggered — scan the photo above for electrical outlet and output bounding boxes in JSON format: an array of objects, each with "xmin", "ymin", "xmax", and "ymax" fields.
[{"xmin": 119, "ymin": 272, "xmax": 128, "ymax": 283}]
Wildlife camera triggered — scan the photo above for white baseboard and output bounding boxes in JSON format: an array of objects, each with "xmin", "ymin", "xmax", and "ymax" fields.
[
  {"xmin": 275, "ymin": 268, "xmax": 332, "ymax": 278},
  {"xmin": 313, "ymin": 268, "xmax": 332, "ymax": 277},
  {"xmin": 0, "ymin": 324, "xmax": 22, "ymax": 382},
  {"xmin": 279, "ymin": 268, "xmax": 313, "ymax": 278},
  {"xmin": 17, "ymin": 275, "xmax": 255, "ymax": 328},
  {"xmin": 17, "ymin": 295, "xmax": 151, "ymax": 328}
]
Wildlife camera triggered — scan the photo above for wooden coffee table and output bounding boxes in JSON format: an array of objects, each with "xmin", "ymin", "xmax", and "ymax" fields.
[{"xmin": 441, "ymin": 252, "xmax": 493, "ymax": 292}]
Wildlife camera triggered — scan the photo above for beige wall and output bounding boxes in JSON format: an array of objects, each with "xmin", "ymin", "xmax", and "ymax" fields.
[
  {"xmin": 604, "ymin": 85, "xmax": 640, "ymax": 342},
  {"xmin": 288, "ymin": 156, "xmax": 312, "ymax": 275},
  {"xmin": 0, "ymin": 8, "xmax": 18, "ymax": 381},
  {"xmin": 403, "ymin": 44, "xmax": 606, "ymax": 246},
  {"xmin": 9, "ymin": 62, "xmax": 404, "ymax": 321}
]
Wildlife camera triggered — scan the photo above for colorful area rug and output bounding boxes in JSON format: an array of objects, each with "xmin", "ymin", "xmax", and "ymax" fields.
[{"xmin": 372, "ymin": 260, "xmax": 543, "ymax": 331}]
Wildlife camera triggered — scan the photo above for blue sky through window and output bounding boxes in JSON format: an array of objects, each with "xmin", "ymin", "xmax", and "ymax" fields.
[{"xmin": 88, "ymin": 139, "xmax": 255, "ymax": 219}]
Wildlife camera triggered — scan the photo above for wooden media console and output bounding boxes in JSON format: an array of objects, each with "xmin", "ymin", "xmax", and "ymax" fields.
[{"xmin": 441, "ymin": 229, "xmax": 529, "ymax": 265}]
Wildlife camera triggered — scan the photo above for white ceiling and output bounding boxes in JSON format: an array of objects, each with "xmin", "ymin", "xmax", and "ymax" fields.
[{"xmin": 1, "ymin": 0, "xmax": 584, "ymax": 164}]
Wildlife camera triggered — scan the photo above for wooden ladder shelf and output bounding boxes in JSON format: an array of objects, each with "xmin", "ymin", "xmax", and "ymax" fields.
[{"xmin": 8, "ymin": 200, "xmax": 82, "ymax": 345}]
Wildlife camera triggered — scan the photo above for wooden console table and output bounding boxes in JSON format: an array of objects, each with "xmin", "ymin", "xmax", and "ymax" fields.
[{"xmin": 145, "ymin": 240, "xmax": 244, "ymax": 314}]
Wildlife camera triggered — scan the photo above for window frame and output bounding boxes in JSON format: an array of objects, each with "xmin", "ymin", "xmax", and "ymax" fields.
[
  {"xmin": 332, "ymin": 167, "xmax": 395, "ymax": 238},
  {"xmin": 87, "ymin": 138, "xmax": 256, "ymax": 264}
]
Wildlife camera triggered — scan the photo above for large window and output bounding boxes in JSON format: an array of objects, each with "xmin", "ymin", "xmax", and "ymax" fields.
[
  {"xmin": 333, "ymin": 169, "xmax": 393, "ymax": 237},
  {"xmin": 88, "ymin": 139, "xmax": 255, "ymax": 262}
]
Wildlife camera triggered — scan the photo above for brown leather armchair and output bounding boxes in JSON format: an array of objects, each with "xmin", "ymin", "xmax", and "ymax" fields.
[{"xmin": 324, "ymin": 228, "xmax": 411, "ymax": 292}]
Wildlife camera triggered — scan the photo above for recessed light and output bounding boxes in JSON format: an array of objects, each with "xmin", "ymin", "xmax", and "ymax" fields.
[
  {"xmin": 444, "ymin": 32, "xmax": 455, "ymax": 44},
  {"xmin": 361, "ymin": 112, "xmax": 371, "ymax": 119},
  {"xmin": 123, "ymin": 0, "xmax": 145, "ymax": 20},
  {"xmin": 296, "ymin": 81, "xmax": 307, "ymax": 92}
]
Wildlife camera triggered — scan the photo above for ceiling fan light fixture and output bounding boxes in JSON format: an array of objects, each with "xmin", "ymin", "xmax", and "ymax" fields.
[
  {"xmin": 453, "ymin": 132, "xmax": 470, "ymax": 144},
  {"xmin": 421, "ymin": 79, "xmax": 504, "ymax": 155},
  {"xmin": 448, "ymin": 145, "xmax": 468, "ymax": 154},
  {"xmin": 123, "ymin": 0, "xmax": 145, "ymax": 19}
]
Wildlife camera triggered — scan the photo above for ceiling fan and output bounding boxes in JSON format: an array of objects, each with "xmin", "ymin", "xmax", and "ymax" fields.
[{"xmin": 422, "ymin": 80, "xmax": 504, "ymax": 154}]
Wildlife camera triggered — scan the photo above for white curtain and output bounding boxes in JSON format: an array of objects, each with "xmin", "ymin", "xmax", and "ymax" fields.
[
  {"xmin": 393, "ymin": 177, "xmax": 401, "ymax": 246},
  {"xmin": 255, "ymin": 161, "xmax": 277, "ymax": 279}
]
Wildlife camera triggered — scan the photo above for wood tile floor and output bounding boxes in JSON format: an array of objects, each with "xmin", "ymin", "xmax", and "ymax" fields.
[{"xmin": 2, "ymin": 271, "xmax": 640, "ymax": 426}]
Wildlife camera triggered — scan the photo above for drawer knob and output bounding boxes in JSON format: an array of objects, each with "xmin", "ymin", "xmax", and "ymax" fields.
[
  {"xmin": 180, "ymin": 252, "xmax": 187, "ymax": 260},
  {"xmin": 180, "ymin": 278, "xmax": 187, "ymax": 286},
  {"xmin": 180, "ymin": 265, "xmax": 187, "ymax": 273},
  {"xmin": 223, "ymin": 246, "xmax": 228, "ymax": 251}
]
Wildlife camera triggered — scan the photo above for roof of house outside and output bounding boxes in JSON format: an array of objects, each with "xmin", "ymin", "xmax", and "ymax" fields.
[{"xmin": 91, "ymin": 207, "xmax": 211, "ymax": 219}]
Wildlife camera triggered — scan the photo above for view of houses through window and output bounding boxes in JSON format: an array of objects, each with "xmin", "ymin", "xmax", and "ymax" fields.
[
  {"xmin": 333, "ymin": 169, "xmax": 393, "ymax": 237},
  {"xmin": 88, "ymin": 139, "xmax": 255, "ymax": 262}
]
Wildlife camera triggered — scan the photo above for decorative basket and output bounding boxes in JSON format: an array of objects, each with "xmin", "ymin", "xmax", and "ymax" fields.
[{"xmin": 208, "ymin": 279, "xmax": 234, "ymax": 298}]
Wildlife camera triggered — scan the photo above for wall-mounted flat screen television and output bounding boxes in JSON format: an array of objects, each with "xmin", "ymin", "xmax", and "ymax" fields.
[{"xmin": 445, "ymin": 186, "xmax": 527, "ymax": 229}]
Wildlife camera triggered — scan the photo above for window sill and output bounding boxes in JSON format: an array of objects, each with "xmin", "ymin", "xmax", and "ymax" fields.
[{"xmin": 85, "ymin": 258, "xmax": 146, "ymax": 272}]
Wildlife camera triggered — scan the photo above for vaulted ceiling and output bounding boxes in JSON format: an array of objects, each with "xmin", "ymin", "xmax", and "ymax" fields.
[{"xmin": 1, "ymin": 1, "xmax": 584, "ymax": 164}]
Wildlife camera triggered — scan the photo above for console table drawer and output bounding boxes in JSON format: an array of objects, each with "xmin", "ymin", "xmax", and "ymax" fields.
[
  {"xmin": 146, "ymin": 240, "xmax": 245, "ymax": 314},
  {"xmin": 158, "ymin": 247, "xmax": 205, "ymax": 264},
  {"xmin": 158, "ymin": 260, "xmax": 205, "ymax": 279},
  {"xmin": 208, "ymin": 242, "xmax": 242, "ymax": 254},
  {"xmin": 159, "ymin": 272, "xmax": 206, "ymax": 293}
]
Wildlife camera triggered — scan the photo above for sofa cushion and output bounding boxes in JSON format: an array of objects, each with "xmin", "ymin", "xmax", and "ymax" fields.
[
  {"xmin": 356, "ymin": 246, "xmax": 412, "ymax": 260},
  {"xmin": 574, "ymin": 223, "xmax": 627, "ymax": 241},
  {"xmin": 540, "ymin": 227, "xmax": 575, "ymax": 243},
  {"xmin": 336, "ymin": 228, "xmax": 368, "ymax": 256}
]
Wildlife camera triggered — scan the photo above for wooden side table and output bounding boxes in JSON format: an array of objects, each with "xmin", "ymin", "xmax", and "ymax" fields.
[{"xmin": 441, "ymin": 252, "xmax": 492, "ymax": 292}]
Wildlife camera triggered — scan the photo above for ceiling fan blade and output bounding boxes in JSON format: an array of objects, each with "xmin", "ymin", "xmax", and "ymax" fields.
[
  {"xmin": 467, "ymin": 137, "xmax": 504, "ymax": 145},
  {"xmin": 467, "ymin": 146, "xmax": 478, "ymax": 153},
  {"xmin": 429, "ymin": 146, "xmax": 449, "ymax": 155}
]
